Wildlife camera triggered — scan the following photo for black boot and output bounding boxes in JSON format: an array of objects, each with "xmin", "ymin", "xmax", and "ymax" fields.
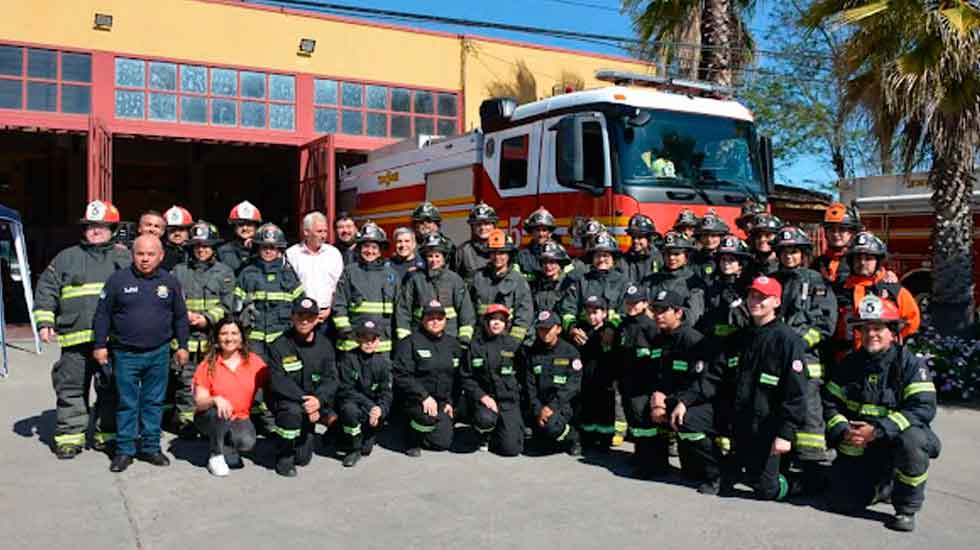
[
  {"xmin": 361, "ymin": 434, "xmax": 376, "ymax": 456},
  {"xmin": 342, "ymin": 451, "xmax": 362, "ymax": 467},
  {"xmin": 276, "ymin": 436, "xmax": 297, "ymax": 477},
  {"xmin": 886, "ymin": 513, "xmax": 915, "ymax": 532},
  {"xmin": 55, "ymin": 444, "xmax": 82, "ymax": 460},
  {"xmin": 564, "ymin": 427, "xmax": 582, "ymax": 457},
  {"xmin": 295, "ymin": 432, "xmax": 314, "ymax": 467},
  {"xmin": 405, "ymin": 429, "xmax": 422, "ymax": 458}
]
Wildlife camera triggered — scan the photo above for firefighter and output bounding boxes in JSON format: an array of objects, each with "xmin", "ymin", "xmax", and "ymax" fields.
[
  {"xmin": 217, "ymin": 200, "xmax": 262, "ymax": 276},
  {"xmin": 515, "ymin": 207, "xmax": 559, "ymax": 282},
  {"xmin": 641, "ymin": 231, "xmax": 707, "ymax": 327},
  {"xmin": 567, "ymin": 217, "xmax": 607, "ymax": 277},
  {"xmin": 746, "ymin": 213, "xmax": 784, "ymax": 278},
  {"xmin": 692, "ymin": 210, "xmax": 730, "ymax": 282},
  {"xmin": 617, "ymin": 285, "xmax": 661, "ymax": 471},
  {"xmin": 162, "ymin": 205, "xmax": 193, "ymax": 272},
  {"xmin": 170, "ymin": 221, "xmax": 235, "ymax": 437},
  {"xmin": 469, "ymin": 229, "xmax": 534, "ymax": 342},
  {"xmin": 331, "ymin": 222, "xmax": 400, "ymax": 354},
  {"xmin": 393, "ymin": 300, "xmax": 462, "ymax": 457},
  {"xmin": 521, "ymin": 310, "xmax": 583, "ymax": 456},
  {"xmin": 266, "ymin": 297, "xmax": 340, "ymax": 477},
  {"xmin": 395, "ymin": 232, "xmax": 475, "ymax": 345},
  {"xmin": 337, "ymin": 319, "xmax": 393, "ymax": 467},
  {"xmin": 617, "ymin": 213, "xmax": 664, "ymax": 283},
  {"xmin": 813, "ymin": 202, "xmax": 862, "ymax": 290},
  {"xmin": 772, "ymin": 226, "xmax": 838, "ymax": 489},
  {"xmin": 235, "ymin": 223, "xmax": 305, "ymax": 361},
  {"xmin": 461, "ymin": 304, "xmax": 525, "ymax": 456},
  {"xmin": 33, "ymin": 200, "xmax": 131, "ymax": 458},
  {"xmin": 735, "ymin": 199, "xmax": 767, "ymax": 234},
  {"xmin": 836, "ymin": 231, "xmax": 920, "ymax": 353},
  {"xmin": 824, "ymin": 295, "xmax": 940, "ymax": 532},
  {"xmin": 454, "ymin": 202, "xmax": 498, "ymax": 283},
  {"xmin": 559, "ymin": 232, "xmax": 629, "ymax": 335},
  {"xmin": 531, "ymin": 241, "xmax": 574, "ymax": 319},
  {"xmin": 411, "ymin": 201, "xmax": 456, "ymax": 265},
  {"xmin": 696, "ymin": 235, "xmax": 752, "ymax": 341},
  {"xmin": 571, "ymin": 295, "xmax": 620, "ymax": 449},
  {"xmin": 672, "ymin": 209, "xmax": 700, "ymax": 240}
]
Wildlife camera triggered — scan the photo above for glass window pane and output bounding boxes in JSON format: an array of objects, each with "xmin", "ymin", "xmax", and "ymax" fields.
[
  {"xmin": 437, "ymin": 118, "xmax": 456, "ymax": 137},
  {"xmin": 115, "ymin": 58, "xmax": 145, "ymax": 87},
  {"xmin": 28, "ymin": 49, "xmax": 56, "ymax": 79},
  {"xmin": 115, "ymin": 90, "xmax": 144, "ymax": 118},
  {"xmin": 342, "ymin": 110, "xmax": 363, "ymax": 134},
  {"xmin": 270, "ymin": 104, "xmax": 295, "ymax": 130},
  {"xmin": 180, "ymin": 96, "xmax": 206, "ymax": 123},
  {"xmin": 211, "ymin": 68, "xmax": 237, "ymax": 97},
  {"xmin": 314, "ymin": 108, "xmax": 337, "ymax": 133},
  {"xmin": 391, "ymin": 115, "xmax": 410, "ymax": 138},
  {"xmin": 367, "ymin": 112, "xmax": 387, "ymax": 137},
  {"xmin": 149, "ymin": 92, "xmax": 176, "ymax": 121},
  {"xmin": 0, "ymin": 46, "xmax": 21, "ymax": 77},
  {"xmin": 314, "ymin": 79, "xmax": 337, "ymax": 105},
  {"xmin": 27, "ymin": 82, "xmax": 57, "ymax": 111},
  {"xmin": 241, "ymin": 71, "xmax": 265, "ymax": 99},
  {"xmin": 241, "ymin": 101, "xmax": 266, "ymax": 128},
  {"xmin": 342, "ymin": 82, "xmax": 362, "ymax": 107},
  {"xmin": 61, "ymin": 84, "xmax": 90, "ymax": 114},
  {"xmin": 211, "ymin": 98, "xmax": 236, "ymax": 125},
  {"xmin": 414, "ymin": 91, "xmax": 434, "ymax": 114},
  {"xmin": 180, "ymin": 65, "xmax": 207, "ymax": 93},
  {"xmin": 61, "ymin": 53, "xmax": 91, "ymax": 82},
  {"xmin": 366, "ymin": 85, "xmax": 387, "ymax": 110},
  {"xmin": 0, "ymin": 79, "xmax": 22, "ymax": 109},
  {"xmin": 415, "ymin": 117, "xmax": 434, "ymax": 136},
  {"xmin": 437, "ymin": 93, "xmax": 457, "ymax": 117},
  {"xmin": 149, "ymin": 62, "xmax": 176, "ymax": 91},
  {"xmin": 391, "ymin": 88, "xmax": 410, "ymax": 112},
  {"xmin": 270, "ymin": 74, "xmax": 295, "ymax": 101}
]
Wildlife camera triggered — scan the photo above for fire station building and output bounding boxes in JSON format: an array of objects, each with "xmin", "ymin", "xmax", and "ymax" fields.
[{"xmin": 0, "ymin": 0, "xmax": 652, "ymax": 267}]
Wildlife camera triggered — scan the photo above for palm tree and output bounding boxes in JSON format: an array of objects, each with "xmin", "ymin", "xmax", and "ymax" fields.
[{"xmin": 804, "ymin": 0, "xmax": 980, "ymax": 334}]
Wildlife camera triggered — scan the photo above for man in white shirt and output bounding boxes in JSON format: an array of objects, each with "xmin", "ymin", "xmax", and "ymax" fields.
[{"xmin": 285, "ymin": 212, "xmax": 344, "ymax": 323}]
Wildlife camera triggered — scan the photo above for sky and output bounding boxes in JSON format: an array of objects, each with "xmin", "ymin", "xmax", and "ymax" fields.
[{"xmin": 256, "ymin": 0, "xmax": 831, "ymax": 190}]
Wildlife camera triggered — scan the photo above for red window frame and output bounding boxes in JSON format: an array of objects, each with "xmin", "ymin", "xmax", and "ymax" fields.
[
  {"xmin": 0, "ymin": 45, "xmax": 92, "ymax": 115},
  {"xmin": 312, "ymin": 78, "xmax": 459, "ymax": 138}
]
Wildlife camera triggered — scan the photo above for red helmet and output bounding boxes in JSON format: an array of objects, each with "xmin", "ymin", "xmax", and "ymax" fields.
[
  {"xmin": 164, "ymin": 205, "xmax": 194, "ymax": 228},
  {"xmin": 80, "ymin": 200, "xmax": 121, "ymax": 225},
  {"xmin": 484, "ymin": 304, "xmax": 511, "ymax": 318},
  {"xmin": 228, "ymin": 200, "xmax": 262, "ymax": 225}
]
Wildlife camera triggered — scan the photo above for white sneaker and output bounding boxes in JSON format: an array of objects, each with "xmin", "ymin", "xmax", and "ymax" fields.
[{"xmin": 208, "ymin": 454, "xmax": 230, "ymax": 477}]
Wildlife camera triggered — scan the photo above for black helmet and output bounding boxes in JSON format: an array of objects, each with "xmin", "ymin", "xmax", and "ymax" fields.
[
  {"xmin": 696, "ymin": 209, "xmax": 730, "ymax": 236},
  {"xmin": 356, "ymin": 221, "xmax": 389, "ymax": 247},
  {"xmin": 673, "ymin": 209, "xmax": 700, "ymax": 230},
  {"xmin": 750, "ymin": 213, "xmax": 784, "ymax": 235},
  {"xmin": 736, "ymin": 200, "xmax": 766, "ymax": 231},
  {"xmin": 487, "ymin": 228, "xmax": 517, "ymax": 253},
  {"xmin": 468, "ymin": 202, "xmax": 498, "ymax": 224},
  {"xmin": 588, "ymin": 232, "xmax": 620, "ymax": 255},
  {"xmin": 823, "ymin": 202, "xmax": 862, "ymax": 229},
  {"xmin": 662, "ymin": 231, "xmax": 696, "ymax": 251},
  {"xmin": 773, "ymin": 226, "xmax": 813, "ymax": 251},
  {"xmin": 627, "ymin": 213, "xmax": 657, "ymax": 237},
  {"xmin": 188, "ymin": 221, "xmax": 222, "ymax": 247},
  {"xmin": 715, "ymin": 235, "xmax": 752, "ymax": 259},
  {"xmin": 412, "ymin": 201, "xmax": 442, "ymax": 223},
  {"xmin": 254, "ymin": 223, "xmax": 288, "ymax": 248},
  {"xmin": 419, "ymin": 232, "xmax": 451, "ymax": 255},
  {"xmin": 846, "ymin": 231, "xmax": 887, "ymax": 258},
  {"xmin": 573, "ymin": 217, "xmax": 606, "ymax": 244},
  {"xmin": 524, "ymin": 208, "xmax": 557, "ymax": 231},
  {"xmin": 538, "ymin": 241, "xmax": 571, "ymax": 263}
]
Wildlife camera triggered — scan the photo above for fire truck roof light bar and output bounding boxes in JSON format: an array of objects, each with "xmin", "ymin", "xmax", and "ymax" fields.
[{"xmin": 595, "ymin": 70, "xmax": 734, "ymax": 99}]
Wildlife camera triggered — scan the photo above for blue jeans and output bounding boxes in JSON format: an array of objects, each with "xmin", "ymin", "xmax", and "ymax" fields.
[{"xmin": 113, "ymin": 344, "xmax": 170, "ymax": 456}]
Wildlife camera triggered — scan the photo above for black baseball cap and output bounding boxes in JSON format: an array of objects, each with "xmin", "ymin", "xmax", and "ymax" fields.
[
  {"xmin": 583, "ymin": 295, "xmax": 607, "ymax": 309},
  {"xmin": 354, "ymin": 319, "xmax": 382, "ymax": 338},
  {"xmin": 535, "ymin": 310, "xmax": 560, "ymax": 328},
  {"xmin": 292, "ymin": 297, "xmax": 319, "ymax": 316},
  {"xmin": 422, "ymin": 299, "xmax": 447, "ymax": 317},
  {"xmin": 649, "ymin": 289, "xmax": 685, "ymax": 309},
  {"xmin": 623, "ymin": 285, "xmax": 649, "ymax": 303}
]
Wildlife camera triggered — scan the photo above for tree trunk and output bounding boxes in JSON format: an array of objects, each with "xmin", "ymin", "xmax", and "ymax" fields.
[
  {"xmin": 928, "ymin": 126, "xmax": 976, "ymax": 336},
  {"xmin": 699, "ymin": 0, "xmax": 731, "ymax": 86}
]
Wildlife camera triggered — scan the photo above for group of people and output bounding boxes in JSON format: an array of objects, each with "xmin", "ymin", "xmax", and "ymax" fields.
[{"xmin": 33, "ymin": 196, "xmax": 939, "ymax": 532}]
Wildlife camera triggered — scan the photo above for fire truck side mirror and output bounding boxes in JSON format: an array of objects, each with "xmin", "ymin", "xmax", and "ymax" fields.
[
  {"xmin": 759, "ymin": 134, "xmax": 775, "ymax": 196},
  {"xmin": 554, "ymin": 115, "xmax": 601, "ymax": 195}
]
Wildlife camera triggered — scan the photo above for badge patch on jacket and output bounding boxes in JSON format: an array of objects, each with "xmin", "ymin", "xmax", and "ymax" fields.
[
  {"xmin": 417, "ymin": 349, "xmax": 432, "ymax": 358},
  {"xmin": 553, "ymin": 358, "xmax": 570, "ymax": 366},
  {"xmin": 472, "ymin": 358, "xmax": 484, "ymax": 367},
  {"xmin": 156, "ymin": 285, "xmax": 169, "ymax": 299},
  {"xmin": 267, "ymin": 274, "xmax": 276, "ymax": 282}
]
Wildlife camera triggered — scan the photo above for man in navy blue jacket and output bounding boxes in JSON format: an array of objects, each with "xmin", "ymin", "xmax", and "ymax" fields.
[{"xmin": 94, "ymin": 235, "xmax": 190, "ymax": 472}]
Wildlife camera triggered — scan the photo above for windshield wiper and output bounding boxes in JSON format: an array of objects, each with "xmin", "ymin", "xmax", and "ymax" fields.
[
  {"xmin": 699, "ymin": 178, "xmax": 762, "ymax": 205},
  {"xmin": 626, "ymin": 175, "xmax": 714, "ymax": 204}
]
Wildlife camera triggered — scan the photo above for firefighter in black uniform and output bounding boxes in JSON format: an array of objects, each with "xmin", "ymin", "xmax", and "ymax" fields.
[
  {"xmin": 461, "ymin": 304, "xmax": 525, "ymax": 456},
  {"xmin": 531, "ymin": 241, "xmax": 574, "ymax": 319},
  {"xmin": 217, "ymin": 200, "xmax": 262, "ymax": 276},
  {"xmin": 672, "ymin": 209, "xmax": 700, "ymax": 240},
  {"xmin": 337, "ymin": 319, "xmax": 394, "ymax": 468},
  {"xmin": 813, "ymin": 202, "xmax": 862, "ymax": 291},
  {"xmin": 521, "ymin": 310, "xmax": 583, "ymax": 455},
  {"xmin": 641, "ymin": 231, "xmax": 707, "ymax": 327},
  {"xmin": 567, "ymin": 217, "xmax": 606, "ymax": 277},
  {"xmin": 617, "ymin": 285, "xmax": 660, "ymax": 468},
  {"xmin": 571, "ymin": 295, "xmax": 619, "ymax": 448},
  {"xmin": 469, "ymin": 229, "xmax": 534, "ymax": 342},
  {"xmin": 735, "ymin": 199, "xmax": 766, "ymax": 234},
  {"xmin": 823, "ymin": 295, "xmax": 940, "ymax": 532},
  {"xmin": 162, "ymin": 205, "xmax": 193, "ymax": 272},
  {"xmin": 515, "ymin": 207, "xmax": 558, "ymax": 283},
  {"xmin": 691, "ymin": 210, "xmax": 730, "ymax": 283},
  {"xmin": 746, "ymin": 213, "xmax": 783, "ymax": 279},
  {"xmin": 697, "ymin": 235, "xmax": 752, "ymax": 341},
  {"xmin": 617, "ymin": 213, "xmax": 664, "ymax": 284},
  {"xmin": 393, "ymin": 300, "xmax": 461, "ymax": 456},
  {"xmin": 266, "ymin": 297, "xmax": 339, "ymax": 477},
  {"xmin": 559, "ymin": 232, "xmax": 629, "ymax": 334},
  {"xmin": 411, "ymin": 201, "xmax": 457, "ymax": 266},
  {"xmin": 454, "ymin": 202, "xmax": 498, "ymax": 283}
]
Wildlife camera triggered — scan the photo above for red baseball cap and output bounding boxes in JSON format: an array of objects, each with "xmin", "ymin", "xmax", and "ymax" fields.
[{"xmin": 749, "ymin": 276, "xmax": 782, "ymax": 298}]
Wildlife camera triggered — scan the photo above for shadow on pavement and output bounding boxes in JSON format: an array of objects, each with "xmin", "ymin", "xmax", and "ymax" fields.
[
  {"xmin": 12, "ymin": 408, "xmax": 55, "ymax": 446},
  {"xmin": 167, "ymin": 435, "xmax": 278, "ymax": 471}
]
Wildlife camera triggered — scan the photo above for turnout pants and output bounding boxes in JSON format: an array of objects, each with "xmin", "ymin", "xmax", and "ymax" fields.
[
  {"xmin": 532, "ymin": 404, "xmax": 578, "ymax": 450},
  {"xmin": 734, "ymin": 429, "xmax": 791, "ymax": 501},
  {"xmin": 269, "ymin": 400, "xmax": 318, "ymax": 467},
  {"xmin": 794, "ymin": 357, "xmax": 827, "ymax": 461},
  {"xmin": 338, "ymin": 401, "xmax": 382, "ymax": 453},
  {"xmin": 471, "ymin": 400, "xmax": 523, "ymax": 457},
  {"xmin": 171, "ymin": 347, "xmax": 205, "ymax": 428},
  {"xmin": 51, "ymin": 345, "xmax": 117, "ymax": 449},
  {"xmin": 194, "ymin": 407, "xmax": 257, "ymax": 457},
  {"xmin": 578, "ymin": 362, "xmax": 617, "ymax": 446},
  {"xmin": 625, "ymin": 394, "xmax": 719, "ymax": 479},
  {"xmin": 829, "ymin": 426, "xmax": 940, "ymax": 515},
  {"xmin": 404, "ymin": 400, "xmax": 454, "ymax": 451}
]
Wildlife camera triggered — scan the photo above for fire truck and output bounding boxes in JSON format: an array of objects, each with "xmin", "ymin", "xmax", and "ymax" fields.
[{"xmin": 339, "ymin": 70, "xmax": 775, "ymax": 248}]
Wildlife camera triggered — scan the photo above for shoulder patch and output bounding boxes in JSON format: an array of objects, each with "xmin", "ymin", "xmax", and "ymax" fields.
[
  {"xmin": 792, "ymin": 360, "xmax": 804, "ymax": 373},
  {"xmin": 572, "ymin": 359, "xmax": 582, "ymax": 371}
]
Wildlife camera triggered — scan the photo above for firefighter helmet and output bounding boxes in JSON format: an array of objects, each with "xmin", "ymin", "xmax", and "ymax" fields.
[
  {"xmin": 846, "ymin": 231, "xmax": 887, "ymax": 258},
  {"xmin": 852, "ymin": 294, "xmax": 905, "ymax": 329},
  {"xmin": 673, "ymin": 209, "xmax": 700, "ymax": 230},
  {"xmin": 254, "ymin": 223, "xmax": 288, "ymax": 248},
  {"xmin": 750, "ymin": 213, "xmax": 784, "ymax": 235},
  {"xmin": 164, "ymin": 205, "xmax": 194, "ymax": 228},
  {"xmin": 715, "ymin": 235, "xmax": 752, "ymax": 259},
  {"xmin": 523, "ymin": 207, "xmax": 557, "ymax": 231},
  {"xmin": 227, "ymin": 200, "xmax": 262, "ymax": 225},
  {"xmin": 823, "ymin": 202, "xmax": 862, "ymax": 229},
  {"xmin": 773, "ymin": 226, "xmax": 813, "ymax": 251},
  {"xmin": 487, "ymin": 229, "xmax": 517, "ymax": 253},
  {"xmin": 539, "ymin": 241, "xmax": 571, "ymax": 264},
  {"xmin": 80, "ymin": 200, "xmax": 121, "ymax": 225},
  {"xmin": 412, "ymin": 201, "xmax": 442, "ymax": 223},
  {"xmin": 627, "ymin": 213, "xmax": 658, "ymax": 237},
  {"xmin": 356, "ymin": 221, "xmax": 388, "ymax": 247},
  {"xmin": 419, "ymin": 232, "xmax": 451, "ymax": 255},
  {"xmin": 588, "ymin": 232, "xmax": 620, "ymax": 255},
  {"xmin": 468, "ymin": 202, "xmax": 499, "ymax": 224},
  {"xmin": 662, "ymin": 231, "xmax": 697, "ymax": 251},
  {"xmin": 188, "ymin": 221, "xmax": 222, "ymax": 246},
  {"xmin": 736, "ymin": 199, "xmax": 767, "ymax": 231},
  {"xmin": 571, "ymin": 217, "xmax": 607, "ymax": 246},
  {"xmin": 696, "ymin": 209, "xmax": 730, "ymax": 236}
]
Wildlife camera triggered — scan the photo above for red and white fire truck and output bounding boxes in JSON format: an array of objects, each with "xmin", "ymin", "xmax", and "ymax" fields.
[{"xmin": 339, "ymin": 70, "xmax": 775, "ymax": 248}]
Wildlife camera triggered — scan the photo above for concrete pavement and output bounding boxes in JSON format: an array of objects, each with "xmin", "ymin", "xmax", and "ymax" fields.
[{"xmin": 2, "ymin": 344, "xmax": 980, "ymax": 550}]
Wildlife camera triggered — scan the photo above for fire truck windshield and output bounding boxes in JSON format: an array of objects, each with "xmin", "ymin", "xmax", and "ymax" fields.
[{"xmin": 609, "ymin": 108, "xmax": 763, "ymax": 198}]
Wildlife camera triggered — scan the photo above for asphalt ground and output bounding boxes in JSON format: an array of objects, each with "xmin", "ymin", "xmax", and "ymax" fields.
[{"xmin": 2, "ymin": 344, "xmax": 980, "ymax": 549}]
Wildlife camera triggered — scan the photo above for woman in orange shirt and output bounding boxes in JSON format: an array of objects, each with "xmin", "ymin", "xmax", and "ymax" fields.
[{"xmin": 192, "ymin": 318, "xmax": 268, "ymax": 477}]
